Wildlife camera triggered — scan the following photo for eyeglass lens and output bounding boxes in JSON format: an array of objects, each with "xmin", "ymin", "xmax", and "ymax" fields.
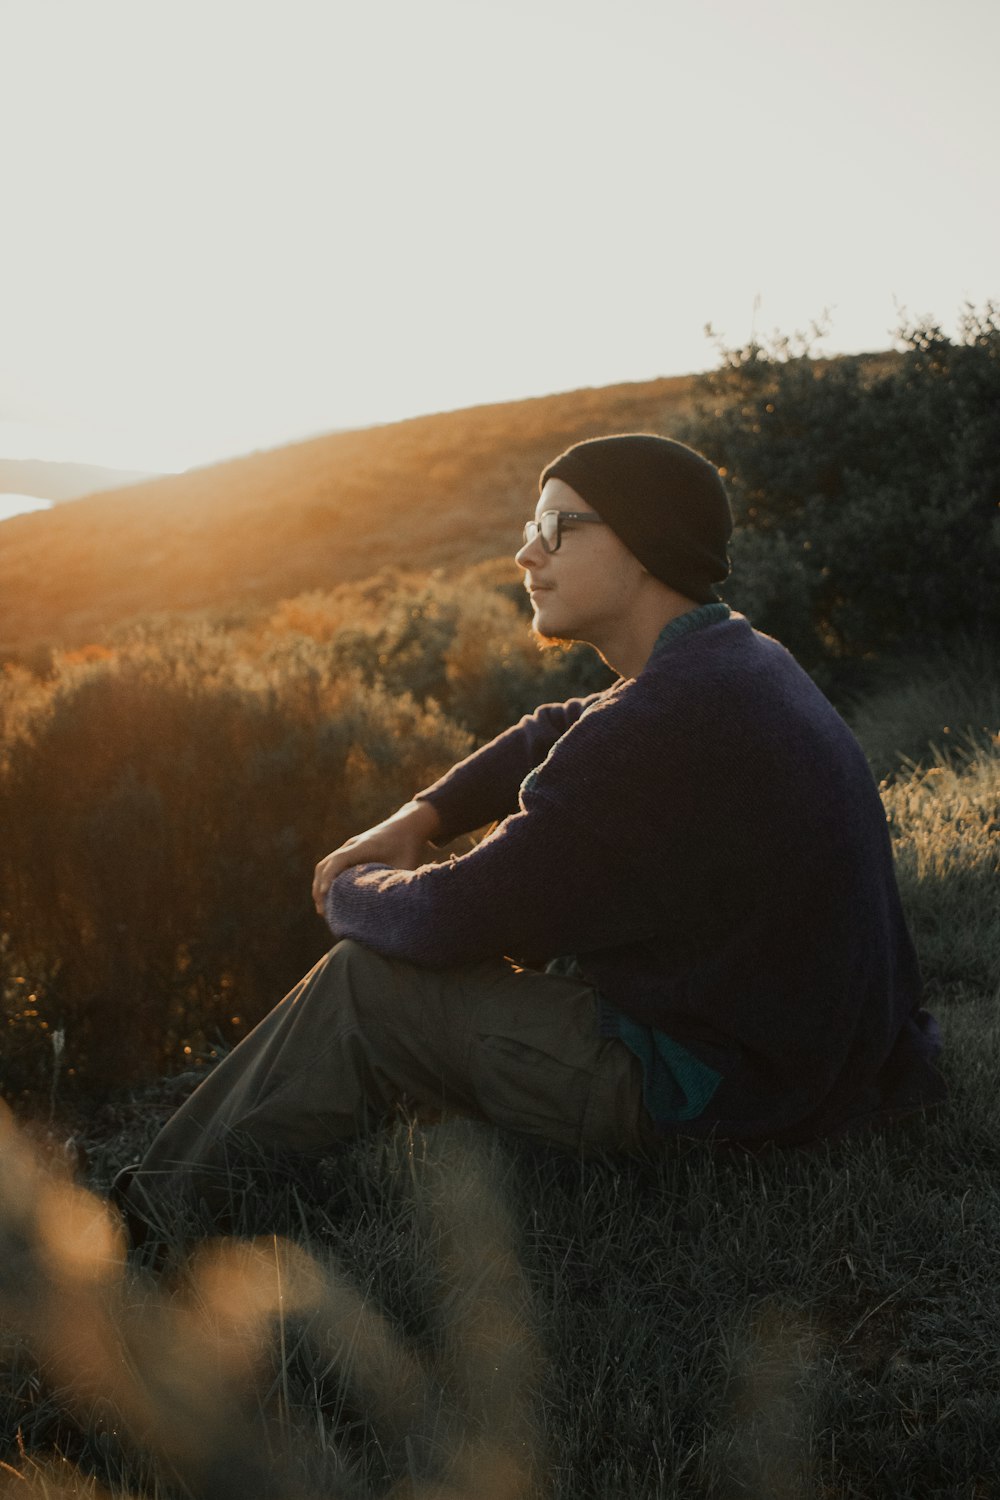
[{"xmin": 523, "ymin": 512, "xmax": 561, "ymax": 551}]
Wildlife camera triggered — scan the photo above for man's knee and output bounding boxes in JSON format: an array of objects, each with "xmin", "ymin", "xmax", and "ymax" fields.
[
  {"xmin": 321, "ymin": 937, "xmax": 420, "ymax": 1030},
  {"xmin": 331, "ymin": 936, "xmax": 382, "ymax": 968},
  {"xmin": 329, "ymin": 937, "xmax": 398, "ymax": 988}
]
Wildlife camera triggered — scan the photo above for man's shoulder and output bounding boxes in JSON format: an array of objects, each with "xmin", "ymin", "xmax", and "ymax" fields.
[
  {"xmin": 602, "ymin": 611, "xmax": 795, "ymax": 713},
  {"xmin": 649, "ymin": 609, "xmax": 790, "ymax": 673},
  {"xmin": 641, "ymin": 610, "xmax": 828, "ymax": 713},
  {"xmin": 558, "ymin": 613, "xmax": 852, "ymax": 782}
]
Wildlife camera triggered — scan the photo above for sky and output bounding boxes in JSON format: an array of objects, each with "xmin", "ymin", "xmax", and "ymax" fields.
[{"xmin": 0, "ymin": 0, "xmax": 997, "ymax": 488}]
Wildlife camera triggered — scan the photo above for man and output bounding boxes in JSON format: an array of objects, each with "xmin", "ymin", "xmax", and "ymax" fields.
[{"xmin": 116, "ymin": 434, "xmax": 943, "ymax": 1233}]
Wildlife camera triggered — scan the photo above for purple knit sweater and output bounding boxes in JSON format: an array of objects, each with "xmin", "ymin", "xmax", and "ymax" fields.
[{"xmin": 326, "ymin": 610, "xmax": 943, "ymax": 1143}]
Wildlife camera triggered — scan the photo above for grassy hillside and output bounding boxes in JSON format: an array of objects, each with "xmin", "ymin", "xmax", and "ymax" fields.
[
  {"xmin": 0, "ymin": 375, "xmax": 694, "ymax": 655},
  {"xmin": 2, "ymin": 714, "xmax": 998, "ymax": 1500}
]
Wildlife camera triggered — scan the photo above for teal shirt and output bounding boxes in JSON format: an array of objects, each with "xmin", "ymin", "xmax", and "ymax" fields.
[{"xmin": 548, "ymin": 603, "xmax": 728, "ymax": 1125}]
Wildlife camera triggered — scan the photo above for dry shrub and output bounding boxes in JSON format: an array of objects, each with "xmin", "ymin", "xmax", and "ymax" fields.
[
  {"xmin": 262, "ymin": 566, "xmax": 611, "ymax": 741},
  {"xmin": 0, "ymin": 565, "xmax": 608, "ymax": 1099},
  {"xmin": 0, "ymin": 626, "xmax": 471, "ymax": 1097}
]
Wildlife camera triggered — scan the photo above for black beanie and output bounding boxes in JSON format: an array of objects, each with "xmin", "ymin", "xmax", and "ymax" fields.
[{"xmin": 539, "ymin": 433, "xmax": 733, "ymax": 603}]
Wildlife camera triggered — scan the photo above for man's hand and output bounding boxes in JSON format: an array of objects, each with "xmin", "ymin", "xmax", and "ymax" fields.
[{"xmin": 312, "ymin": 799, "xmax": 443, "ymax": 915}]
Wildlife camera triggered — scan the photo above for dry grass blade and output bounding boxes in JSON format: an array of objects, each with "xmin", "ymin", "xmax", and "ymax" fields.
[{"xmin": 1, "ymin": 1109, "xmax": 546, "ymax": 1499}]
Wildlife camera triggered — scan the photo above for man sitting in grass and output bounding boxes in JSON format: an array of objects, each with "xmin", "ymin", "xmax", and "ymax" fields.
[{"xmin": 115, "ymin": 434, "xmax": 944, "ymax": 1234}]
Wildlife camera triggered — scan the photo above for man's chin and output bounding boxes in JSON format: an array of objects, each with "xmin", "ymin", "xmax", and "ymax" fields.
[{"xmin": 531, "ymin": 624, "xmax": 574, "ymax": 650}]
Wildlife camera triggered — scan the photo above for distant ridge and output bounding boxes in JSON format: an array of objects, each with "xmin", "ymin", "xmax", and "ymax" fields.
[
  {"xmin": 0, "ymin": 374, "xmax": 695, "ymax": 654},
  {"xmin": 0, "ymin": 457, "xmax": 154, "ymax": 505}
]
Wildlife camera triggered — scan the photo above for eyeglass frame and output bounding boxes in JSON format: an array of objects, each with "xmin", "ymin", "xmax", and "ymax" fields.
[{"xmin": 522, "ymin": 509, "xmax": 605, "ymax": 553}]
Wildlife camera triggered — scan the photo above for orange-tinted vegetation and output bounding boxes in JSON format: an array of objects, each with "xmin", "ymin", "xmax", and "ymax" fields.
[
  {"xmin": 0, "ymin": 375, "xmax": 695, "ymax": 656},
  {"xmin": 0, "ymin": 569, "xmax": 611, "ymax": 1096}
]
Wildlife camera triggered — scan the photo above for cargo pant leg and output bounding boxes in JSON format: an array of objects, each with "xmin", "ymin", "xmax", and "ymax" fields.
[{"xmin": 120, "ymin": 938, "xmax": 654, "ymax": 1233}]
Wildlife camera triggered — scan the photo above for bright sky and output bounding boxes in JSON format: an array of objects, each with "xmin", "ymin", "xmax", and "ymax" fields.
[{"xmin": 0, "ymin": 0, "xmax": 996, "ymax": 477}]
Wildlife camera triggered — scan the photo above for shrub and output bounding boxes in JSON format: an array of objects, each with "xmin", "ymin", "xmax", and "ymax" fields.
[
  {"xmin": 0, "ymin": 566, "xmax": 611, "ymax": 1100},
  {"xmin": 682, "ymin": 303, "xmax": 1000, "ymax": 672},
  {"xmin": 0, "ymin": 627, "xmax": 472, "ymax": 1097},
  {"xmin": 262, "ymin": 564, "xmax": 613, "ymax": 740}
]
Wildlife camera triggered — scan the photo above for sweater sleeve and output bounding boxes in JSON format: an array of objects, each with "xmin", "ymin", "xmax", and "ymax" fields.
[
  {"xmin": 414, "ymin": 693, "xmax": 607, "ymax": 841},
  {"xmin": 326, "ymin": 709, "xmax": 655, "ymax": 967}
]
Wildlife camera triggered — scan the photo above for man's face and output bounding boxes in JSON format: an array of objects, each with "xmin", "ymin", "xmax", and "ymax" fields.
[{"xmin": 515, "ymin": 477, "xmax": 646, "ymax": 649}]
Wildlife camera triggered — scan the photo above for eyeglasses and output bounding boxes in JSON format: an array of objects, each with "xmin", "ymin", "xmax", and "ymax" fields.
[{"xmin": 522, "ymin": 510, "xmax": 605, "ymax": 553}]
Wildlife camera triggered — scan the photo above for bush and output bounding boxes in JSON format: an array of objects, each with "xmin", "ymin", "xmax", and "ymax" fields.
[
  {"xmin": 682, "ymin": 303, "xmax": 1000, "ymax": 671},
  {"xmin": 0, "ymin": 627, "xmax": 472, "ymax": 1097},
  {"xmin": 0, "ymin": 569, "xmax": 610, "ymax": 1100},
  {"xmin": 264, "ymin": 564, "xmax": 613, "ymax": 740}
]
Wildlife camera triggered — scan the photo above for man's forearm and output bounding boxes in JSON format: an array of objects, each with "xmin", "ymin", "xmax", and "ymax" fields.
[{"xmin": 416, "ymin": 695, "xmax": 603, "ymax": 841}]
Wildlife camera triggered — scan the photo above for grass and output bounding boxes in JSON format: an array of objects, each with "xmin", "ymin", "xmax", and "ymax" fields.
[
  {"xmin": 845, "ymin": 634, "xmax": 1000, "ymax": 785},
  {"xmin": 2, "ymin": 663, "xmax": 999, "ymax": 1498}
]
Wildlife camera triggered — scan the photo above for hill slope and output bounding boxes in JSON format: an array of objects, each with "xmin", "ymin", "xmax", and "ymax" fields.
[{"xmin": 0, "ymin": 376, "xmax": 695, "ymax": 653}]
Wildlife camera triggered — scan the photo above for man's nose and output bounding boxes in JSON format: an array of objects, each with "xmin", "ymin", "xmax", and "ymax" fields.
[{"xmin": 515, "ymin": 531, "xmax": 546, "ymax": 570}]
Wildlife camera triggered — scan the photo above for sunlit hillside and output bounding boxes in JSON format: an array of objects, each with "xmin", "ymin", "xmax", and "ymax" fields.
[{"xmin": 0, "ymin": 375, "xmax": 694, "ymax": 655}]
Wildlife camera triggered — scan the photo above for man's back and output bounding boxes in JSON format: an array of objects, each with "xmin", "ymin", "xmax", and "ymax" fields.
[{"xmin": 328, "ymin": 607, "xmax": 942, "ymax": 1144}]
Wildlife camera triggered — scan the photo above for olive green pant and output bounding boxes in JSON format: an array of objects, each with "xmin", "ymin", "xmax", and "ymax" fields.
[{"xmin": 124, "ymin": 939, "xmax": 656, "ymax": 1230}]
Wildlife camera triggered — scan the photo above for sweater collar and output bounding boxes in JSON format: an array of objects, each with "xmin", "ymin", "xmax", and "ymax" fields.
[{"xmin": 650, "ymin": 601, "xmax": 731, "ymax": 661}]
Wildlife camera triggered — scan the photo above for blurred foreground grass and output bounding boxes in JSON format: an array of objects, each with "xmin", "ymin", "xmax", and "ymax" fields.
[{"xmin": 2, "ymin": 669, "xmax": 998, "ymax": 1498}]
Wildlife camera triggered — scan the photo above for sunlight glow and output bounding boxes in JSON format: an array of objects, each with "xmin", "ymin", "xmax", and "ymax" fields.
[{"xmin": 0, "ymin": 0, "xmax": 996, "ymax": 472}]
